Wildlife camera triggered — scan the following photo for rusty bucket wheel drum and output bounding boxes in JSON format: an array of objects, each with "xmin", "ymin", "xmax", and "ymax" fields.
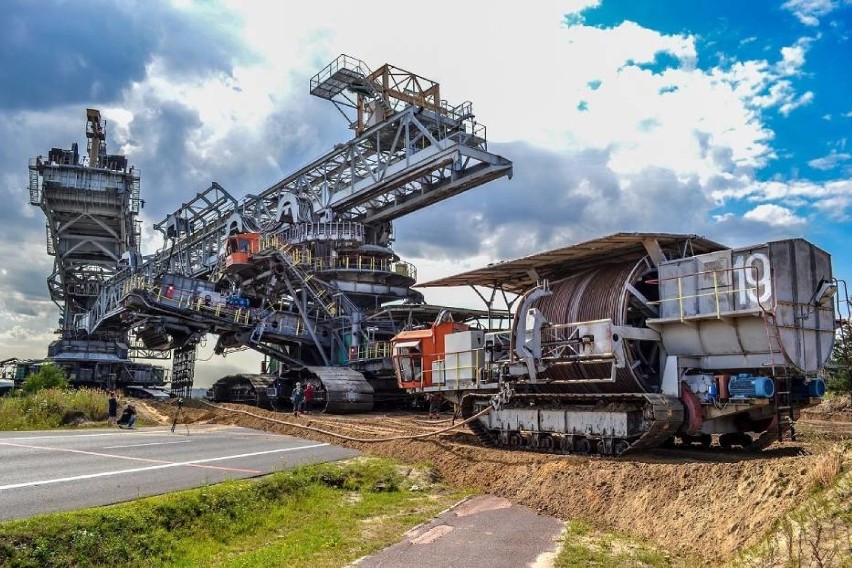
[{"xmin": 525, "ymin": 258, "xmax": 661, "ymax": 393}]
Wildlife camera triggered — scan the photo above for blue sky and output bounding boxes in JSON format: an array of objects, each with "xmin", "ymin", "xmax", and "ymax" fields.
[{"xmin": 0, "ymin": 0, "xmax": 849, "ymax": 382}]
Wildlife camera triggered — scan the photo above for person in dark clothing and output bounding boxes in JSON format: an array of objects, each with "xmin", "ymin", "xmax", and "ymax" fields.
[
  {"xmin": 117, "ymin": 404, "xmax": 137, "ymax": 429},
  {"xmin": 292, "ymin": 382, "xmax": 305, "ymax": 417},
  {"xmin": 428, "ymin": 393, "xmax": 443, "ymax": 419},
  {"xmin": 107, "ymin": 392, "xmax": 118, "ymax": 426}
]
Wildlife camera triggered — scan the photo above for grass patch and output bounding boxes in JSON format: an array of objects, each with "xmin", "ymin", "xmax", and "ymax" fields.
[
  {"xmin": 0, "ymin": 457, "xmax": 466, "ymax": 567},
  {"xmin": 735, "ymin": 441, "xmax": 852, "ymax": 568},
  {"xmin": 555, "ymin": 519, "xmax": 678, "ymax": 568},
  {"xmin": 0, "ymin": 388, "xmax": 108, "ymax": 430}
]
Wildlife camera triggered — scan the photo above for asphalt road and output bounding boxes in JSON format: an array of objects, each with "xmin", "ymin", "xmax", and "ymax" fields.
[{"xmin": 0, "ymin": 425, "xmax": 359, "ymax": 521}]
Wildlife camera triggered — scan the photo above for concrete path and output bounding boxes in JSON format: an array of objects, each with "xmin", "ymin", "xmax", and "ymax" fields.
[{"xmin": 351, "ymin": 494, "xmax": 565, "ymax": 568}]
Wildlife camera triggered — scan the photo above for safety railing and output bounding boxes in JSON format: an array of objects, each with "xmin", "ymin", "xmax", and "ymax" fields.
[
  {"xmin": 540, "ymin": 319, "xmax": 618, "ymax": 362},
  {"xmin": 121, "ymin": 276, "xmax": 249, "ymax": 326},
  {"xmin": 258, "ymin": 234, "xmax": 313, "ymax": 265},
  {"xmin": 38, "ymin": 163, "xmax": 131, "ymax": 195},
  {"xmin": 28, "ymin": 158, "xmax": 41, "ymax": 204},
  {"xmin": 310, "ymin": 256, "xmax": 417, "ymax": 280},
  {"xmin": 392, "ymin": 346, "xmax": 485, "ymax": 391},
  {"xmin": 278, "ymin": 221, "xmax": 365, "ymax": 244},
  {"xmin": 309, "ymin": 54, "xmax": 371, "ymax": 95},
  {"xmin": 348, "ymin": 341, "xmax": 392, "ymax": 361},
  {"xmin": 649, "ymin": 264, "xmax": 768, "ymax": 322}
]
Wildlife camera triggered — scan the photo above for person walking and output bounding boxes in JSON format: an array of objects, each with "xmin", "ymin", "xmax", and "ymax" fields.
[
  {"xmin": 304, "ymin": 382, "xmax": 314, "ymax": 414},
  {"xmin": 428, "ymin": 393, "xmax": 443, "ymax": 419},
  {"xmin": 292, "ymin": 382, "xmax": 305, "ymax": 417},
  {"xmin": 107, "ymin": 392, "xmax": 118, "ymax": 426}
]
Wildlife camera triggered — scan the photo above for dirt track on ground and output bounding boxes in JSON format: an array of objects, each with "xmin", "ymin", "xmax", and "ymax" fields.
[{"xmin": 149, "ymin": 400, "xmax": 851, "ymax": 564}]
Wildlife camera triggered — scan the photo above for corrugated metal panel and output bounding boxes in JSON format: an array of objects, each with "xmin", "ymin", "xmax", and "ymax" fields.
[{"xmin": 418, "ymin": 232, "xmax": 724, "ymax": 294}]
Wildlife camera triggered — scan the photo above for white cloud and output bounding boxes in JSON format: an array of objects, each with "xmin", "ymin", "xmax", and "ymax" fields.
[
  {"xmin": 808, "ymin": 150, "xmax": 851, "ymax": 170},
  {"xmin": 111, "ymin": 2, "xmax": 819, "ymax": 199},
  {"xmin": 743, "ymin": 203, "xmax": 806, "ymax": 227},
  {"xmin": 782, "ymin": 0, "xmax": 839, "ymax": 26},
  {"xmin": 5, "ymin": 0, "xmax": 852, "ymax": 362}
]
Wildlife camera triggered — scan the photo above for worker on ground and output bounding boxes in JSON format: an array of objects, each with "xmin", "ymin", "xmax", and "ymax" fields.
[
  {"xmin": 107, "ymin": 391, "xmax": 118, "ymax": 426},
  {"xmin": 428, "ymin": 393, "xmax": 443, "ymax": 419},
  {"xmin": 304, "ymin": 382, "xmax": 314, "ymax": 414},
  {"xmin": 117, "ymin": 403, "xmax": 137, "ymax": 429},
  {"xmin": 292, "ymin": 382, "xmax": 305, "ymax": 417}
]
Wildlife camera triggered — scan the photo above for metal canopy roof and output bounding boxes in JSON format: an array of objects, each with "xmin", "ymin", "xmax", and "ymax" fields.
[
  {"xmin": 369, "ymin": 304, "xmax": 512, "ymax": 321},
  {"xmin": 417, "ymin": 232, "xmax": 726, "ymax": 295}
]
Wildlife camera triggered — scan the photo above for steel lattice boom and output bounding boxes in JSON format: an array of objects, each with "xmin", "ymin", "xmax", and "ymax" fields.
[{"xmin": 41, "ymin": 56, "xmax": 512, "ymax": 400}]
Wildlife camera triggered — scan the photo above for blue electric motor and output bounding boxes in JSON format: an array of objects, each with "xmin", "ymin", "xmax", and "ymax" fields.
[
  {"xmin": 807, "ymin": 378, "xmax": 827, "ymax": 398},
  {"xmin": 728, "ymin": 374, "xmax": 775, "ymax": 399},
  {"xmin": 226, "ymin": 295, "xmax": 250, "ymax": 308},
  {"xmin": 707, "ymin": 382, "xmax": 719, "ymax": 403}
]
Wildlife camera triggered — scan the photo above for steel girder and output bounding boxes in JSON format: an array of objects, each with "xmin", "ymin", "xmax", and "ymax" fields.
[{"xmin": 77, "ymin": 86, "xmax": 512, "ymax": 340}]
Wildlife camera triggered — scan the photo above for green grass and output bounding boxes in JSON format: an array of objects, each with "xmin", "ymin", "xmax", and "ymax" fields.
[
  {"xmin": 733, "ymin": 442, "xmax": 852, "ymax": 568},
  {"xmin": 0, "ymin": 388, "xmax": 108, "ymax": 430},
  {"xmin": 555, "ymin": 519, "xmax": 677, "ymax": 568},
  {"xmin": 0, "ymin": 457, "xmax": 466, "ymax": 568}
]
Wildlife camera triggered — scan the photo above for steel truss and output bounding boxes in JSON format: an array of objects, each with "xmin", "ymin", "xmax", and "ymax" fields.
[{"xmin": 69, "ymin": 55, "xmax": 512, "ymax": 398}]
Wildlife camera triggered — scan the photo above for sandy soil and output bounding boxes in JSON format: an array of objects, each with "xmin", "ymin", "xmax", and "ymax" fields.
[{"xmin": 151, "ymin": 399, "xmax": 851, "ymax": 564}]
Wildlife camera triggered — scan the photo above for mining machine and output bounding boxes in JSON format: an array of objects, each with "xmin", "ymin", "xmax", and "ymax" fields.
[
  {"xmin": 28, "ymin": 109, "xmax": 165, "ymax": 389},
  {"xmin": 65, "ymin": 55, "xmax": 512, "ymax": 405},
  {"xmin": 391, "ymin": 233, "xmax": 836, "ymax": 455}
]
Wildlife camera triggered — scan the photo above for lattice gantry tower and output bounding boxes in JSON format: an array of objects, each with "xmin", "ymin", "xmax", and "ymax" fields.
[{"xmin": 29, "ymin": 109, "xmax": 146, "ymax": 385}]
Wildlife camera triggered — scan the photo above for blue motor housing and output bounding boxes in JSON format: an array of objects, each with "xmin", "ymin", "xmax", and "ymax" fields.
[
  {"xmin": 791, "ymin": 378, "xmax": 827, "ymax": 399},
  {"xmin": 226, "ymin": 295, "xmax": 250, "ymax": 308},
  {"xmin": 728, "ymin": 375, "xmax": 775, "ymax": 399},
  {"xmin": 807, "ymin": 378, "xmax": 826, "ymax": 398}
]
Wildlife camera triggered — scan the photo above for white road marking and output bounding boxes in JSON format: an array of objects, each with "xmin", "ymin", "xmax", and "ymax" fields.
[
  {"xmin": 0, "ymin": 426, "xmax": 271, "ymax": 442},
  {"xmin": 103, "ymin": 440, "xmax": 195, "ymax": 449},
  {"xmin": 0, "ymin": 442, "xmax": 330, "ymax": 491}
]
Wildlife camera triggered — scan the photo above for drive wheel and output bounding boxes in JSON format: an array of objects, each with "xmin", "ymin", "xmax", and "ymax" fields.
[
  {"xmin": 574, "ymin": 437, "xmax": 591, "ymax": 455},
  {"xmin": 614, "ymin": 439, "xmax": 631, "ymax": 455}
]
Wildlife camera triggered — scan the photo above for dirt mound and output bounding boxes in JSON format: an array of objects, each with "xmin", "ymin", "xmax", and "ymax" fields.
[
  {"xmin": 802, "ymin": 394, "xmax": 852, "ymax": 422},
  {"xmin": 132, "ymin": 400, "xmax": 172, "ymax": 425},
  {"xmin": 157, "ymin": 401, "xmax": 847, "ymax": 564},
  {"xmin": 800, "ymin": 395, "xmax": 852, "ymax": 439}
]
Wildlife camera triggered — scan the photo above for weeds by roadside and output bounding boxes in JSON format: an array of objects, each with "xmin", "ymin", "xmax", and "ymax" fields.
[
  {"xmin": 735, "ymin": 441, "xmax": 852, "ymax": 568},
  {"xmin": 555, "ymin": 519, "xmax": 681, "ymax": 568},
  {"xmin": 0, "ymin": 457, "xmax": 464, "ymax": 568},
  {"xmin": 0, "ymin": 388, "xmax": 107, "ymax": 430}
]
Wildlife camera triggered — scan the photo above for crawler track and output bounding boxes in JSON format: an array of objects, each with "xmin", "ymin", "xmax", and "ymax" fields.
[{"xmin": 460, "ymin": 392, "xmax": 684, "ymax": 456}]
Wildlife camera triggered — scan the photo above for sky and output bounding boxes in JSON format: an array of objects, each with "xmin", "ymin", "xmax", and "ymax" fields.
[{"xmin": 1, "ymin": 0, "xmax": 850, "ymax": 386}]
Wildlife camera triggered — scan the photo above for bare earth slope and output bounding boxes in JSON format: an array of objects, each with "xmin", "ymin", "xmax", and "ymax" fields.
[{"xmin": 156, "ymin": 400, "xmax": 850, "ymax": 564}]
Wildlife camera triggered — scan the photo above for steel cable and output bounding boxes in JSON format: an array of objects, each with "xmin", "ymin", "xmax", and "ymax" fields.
[{"xmin": 199, "ymin": 400, "xmax": 491, "ymax": 443}]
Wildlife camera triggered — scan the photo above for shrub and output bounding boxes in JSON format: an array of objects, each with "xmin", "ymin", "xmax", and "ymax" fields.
[
  {"xmin": 21, "ymin": 364, "xmax": 68, "ymax": 395},
  {"xmin": 0, "ymin": 388, "xmax": 108, "ymax": 430}
]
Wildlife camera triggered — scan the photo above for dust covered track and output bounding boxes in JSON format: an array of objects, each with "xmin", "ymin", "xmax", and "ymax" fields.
[{"xmin": 161, "ymin": 399, "xmax": 849, "ymax": 564}]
